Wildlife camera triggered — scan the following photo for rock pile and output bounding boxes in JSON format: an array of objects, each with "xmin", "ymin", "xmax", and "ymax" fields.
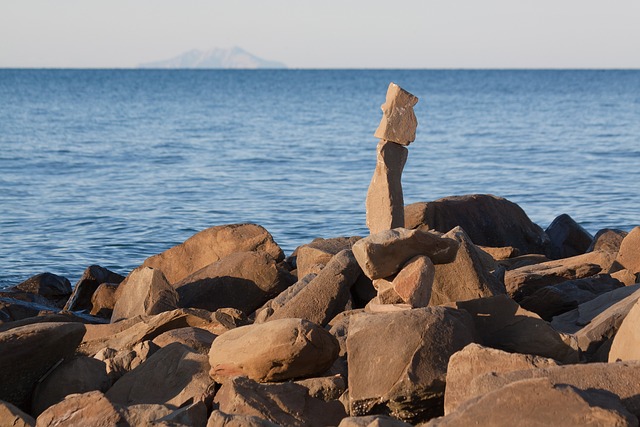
[{"xmin": 1, "ymin": 84, "xmax": 639, "ymax": 426}]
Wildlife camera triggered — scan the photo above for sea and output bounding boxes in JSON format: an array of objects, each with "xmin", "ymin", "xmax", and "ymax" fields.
[{"xmin": 1, "ymin": 69, "xmax": 639, "ymax": 289}]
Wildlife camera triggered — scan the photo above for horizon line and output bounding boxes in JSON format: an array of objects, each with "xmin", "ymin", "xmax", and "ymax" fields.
[{"xmin": 1, "ymin": 66, "xmax": 640, "ymax": 71}]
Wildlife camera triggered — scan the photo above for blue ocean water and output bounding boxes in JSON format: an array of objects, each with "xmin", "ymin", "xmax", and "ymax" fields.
[{"xmin": 1, "ymin": 69, "xmax": 639, "ymax": 288}]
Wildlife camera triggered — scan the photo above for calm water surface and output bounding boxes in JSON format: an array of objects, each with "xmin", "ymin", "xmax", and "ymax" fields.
[{"xmin": 1, "ymin": 70, "xmax": 639, "ymax": 288}]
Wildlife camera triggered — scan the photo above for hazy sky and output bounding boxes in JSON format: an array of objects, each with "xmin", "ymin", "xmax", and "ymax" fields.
[{"xmin": 1, "ymin": 0, "xmax": 639, "ymax": 68}]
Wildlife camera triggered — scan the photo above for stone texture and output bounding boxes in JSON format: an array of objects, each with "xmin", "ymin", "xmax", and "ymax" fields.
[
  {"xmin": 444, "ymin": 343, "xmax": 560, "ymax": 415},
  {"xmin": 208, "ymin": 410, "xmax": 281, "ymax": 427},
  {"xmin": 0, "ymin": 295, "xmax": 57, "ymax": 323},
  {"xmin": 295, "ymin": 236, "xmax": 361, "ymax": 279},
  {"xmin": 429, "ymin": 377, "xmax": 638, "ymax": 427},
  {"xmin": 267, "ymin": 250, "xmax": 362, "ymax": 326},
  {"xmin": 209, "ymin": 318, "xmax": 339, "ymax": 383},
  {"xmin": 31, "ymin": 356, "xmax": 110, "ymax": 416},
  {"xmin": 328, "ymin": 309, "xmax": 364, "ymax": 357},
  {"xmin": 390, "ymin": 255, "xmax": 434, "ymax": 307},
  {"xmin": 365, "ymin": 140, "xmax": 408, "ymax": 234},
  {"xmin": 89, "ymin": 283, "xmax": 119, "ymax": 318},
  {"xmin": 612, "ymin": 269, "xmax": 640, "ymax": 286},
  {"xmin": 35, "ymin": 391, "xmax": 125, "ymax": 427},
  {"xmin": 588, "ymin": 228, "xmax": 628, "ymax": 254},
  {"xmin": 0, "ymin": 400, "xmax": 35, "ymax": 427},
  {"xmin": 0, "ymin": 322, "xmax": 86, "ymax": 411},
  {"xmin": 609, "ymin": 299, "xmax": 640, "ymax": 362},
  {"xmin": 151, "ymin": 326, "xmax": 216, "ymax": 355},
  {"xmin": 347, "ymin": 306, "xmax": 476, "ymax": 423},
  {"xmin": 141, "ymin": 223, "xmax": 284, "ymax": 284},
  {"xmin": 452, "ymin": 295, "xmax": 578, "ymax": 363},
  {"xmin": 95, "ymin": 341, "xmax": 159, "ymax": 384},
  {"xmin": 615, "ymin": 226, "xmax": 640, "ymax": 275},
  {"xmin": 254, "ymin": 273, "xmax": 316, "ymax": 323},
  {"xmin": 122, "ymin": 401, "xmax": 208, "ymax": 427},
  {"xmin": 12, "ymin": 272, "xmax": 71, "ymax": 309},
  {"xmin": 477, "ymin": 245, "xmax": 520, "ymax": 260},
  {"xmin": 214, "ymin": 375, "xmax": 346, "ymax": 427},
  {"xmin": 338, "ymin": 416, "xmax": 413, "ymax": 427},
  {"xmin": 175, "ymin": 251, "xmax": 295, "ymax": 315},
  {"xmin": 405, "ymin": 194, "xmax": 550, "ymax": 255},
  {"xmin": 545, "ymin": 213, "xmax": 594, "ymax": 260},
  {"xmin": 106, "ymin": 342, "xmax": 215, "ymax": 408},
  {"xmin": 430, "ymin": 227, "xmax": 505, "ymax": 305},
  {"xmin": 111, "ymin": 267, "xmax": 178, "ymax": 323},
  {"xmin": 373, "ymin": 82, "xmax": 418, "ymax": 146},
  {"xmin": 63, "ymin": 265, "xmax": 124, "ymax": 313},
  {"xmin": 352, "ymin": 228, "xmax": 458, "ymax": 280}
]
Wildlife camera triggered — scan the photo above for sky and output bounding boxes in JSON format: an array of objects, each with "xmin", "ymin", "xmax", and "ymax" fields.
[{"xmin": 1, "ymin": 0, "xmax": 639, "ymax": 69}]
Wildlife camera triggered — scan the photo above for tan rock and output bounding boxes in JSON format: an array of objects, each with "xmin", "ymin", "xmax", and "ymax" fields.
[
  {"xmin": 373, "ymin": 82, "xmax": 418, "ymax": 146},
  {"xmin": 295, "ymin": 236, "xmax": 361, "ymax": 279},
  {"xmin": 151, "ymin": 326, "xmax": 216, "ymax": 355},
  {"xmin": 209, "ymin": 318, "xmax": 338, "ymax": 383},
  {"xmin": 392, "ymin": 255, "xmax": 434, "ymax": 307},
  {"xmin": 352, "ymin": 228, "xmax": 458, "ymax": 280},
  {"xmin": 207, "ymin": 409, "xmax": 281, "ymax": 426},
  {"xmin": 63, "ymin": 265, "xmax": 124, "ymax": 313},
  {"xmin": 35, "ymin": 391, "xmax": 125, "ymax": 427},
  {"xmin": 444, "ymin": 343, "xmax": 560, "ymax": 415},
  {"xmin": 141, "ymin": 223, "xmax": 284, "ymax": 284},
  {"xmin": 95, "ymin": 341, "xmax": 158, "ymax": 383},
  {"xmin": 0, "ymin": 400, "xmax": 35, "ymax": 427},
  {"xmin": 89, "ymin": 283, "xmax": 119, "ymax": 318},
  {"xmin": 588, "ymin": 228, "xmax": 628, "ymax": 254},
  {"xmin": 111, "ymin": 267, "xmax": 178, "ymax": 323},
  {"xmin": 123, "ymin": 401, "xmax": 208, "ymax": 427},
  {"xmin": 477, "ymin": 245, "xmax": 520, "ymax": 260},
  {"xmin": 612, "ymin": 269, "xmax": 640, "ymax": 286},
  {"xmin": 609, "ymin": 299, "xmax": 640, "ymax": 362},
  {"xmin": 376, "ymin": 279, "xmax": 403, "ymax": 305},
  {"xmin": 254, "ymin": 273, "xmax": 316, "ymax": 323},
  {"xmin": 365, "ymin": 140, "xmax": 408, "ymax": 234},
  {"xmin": 615, "ymin": 226, "xmax": 640, "ymax": 275},
  {"xmin": 338, "ymin": 416, "xmax": 412, "ymax": 427}
]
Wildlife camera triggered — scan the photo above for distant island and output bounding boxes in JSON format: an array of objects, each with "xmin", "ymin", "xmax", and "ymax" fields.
[{"xmin": 138, "ymin": 47, "xmax": 287, "ymax": 69}]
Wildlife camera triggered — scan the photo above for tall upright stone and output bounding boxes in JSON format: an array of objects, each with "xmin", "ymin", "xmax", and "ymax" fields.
[{"xmin": 374, "ymin": 83, "xmax": 419, "ymax": 146}]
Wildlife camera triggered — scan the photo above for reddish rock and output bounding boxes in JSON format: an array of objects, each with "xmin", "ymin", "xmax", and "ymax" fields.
[
  {"xmin": 35, "ymin": 391, "xmax": 125, "ymax": 427},
  {"xmin": 391, "ymin": 255, "xmax": 434, "ymax": 307},
  {"xmin": 111, "ymin": 267, "xmax": 178, "ymax": 323},
  {"xmin": 477, "ymin": 245, "xmax": 520, "ymax": 260},
  {"xmin": 0, "ymin": 400, "xmax": 35, "ymax": 427},
  {"xmin": 151, "ymin": 326, "xmax": 216, "ymax": 355},
  {"xmin": 588, "ymin": 228, "xmax": 628, "ymax": 254},
  {"xmin": 615, "ymin": 227, "xmax": 640, "ymax": 275},
  {"xmin": 609, "ymin": 299, "xmax": 640, "ymax": 362},
  {"xmin": 89, "ymin": 283, "xmax": 119, "ymax": 318},
  {"xmin": 295, "ymin": 236, "xmax": 361, "ymax": 279},
  {"xmin": 207, "ymin": 410, "xmax": 281, "ymax": 426},
  {"xmin": 254, "ymin": 273, "xmax": 317, "ymax": 323},
  {"xmin": 63, "ymin": 265, "xmax": 124, "ymax": 313}
]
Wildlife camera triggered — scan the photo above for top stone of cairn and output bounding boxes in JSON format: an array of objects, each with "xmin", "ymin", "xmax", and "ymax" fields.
[{"xmin": 374, "ymin": 82, "xmax": 419, "ymax": 146}]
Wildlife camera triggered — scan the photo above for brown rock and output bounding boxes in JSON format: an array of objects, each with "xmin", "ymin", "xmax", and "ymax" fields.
[
  {"xmin": 365, "ymin": 140, "xmax": 408, "ymax": 234},
  {"xmin": 253, "ymin": 273, "xmax": 317, "ymax": 323},
  {"xmin": 404, "ymin": 194, "xmax": 550, "ymax": 255},
  {"xmin": 95, "ymin": 341, "xmax": 158, "ymax": 383},
  {"xmin": 612, "ymin": 269, "xmax": 640, "ymax": 286},
  {"xmin": 121, "ymin": 401, "xmax": 208, "ymax": 427},
  {"xmin": 391, "ymin": 255, "xmax": 434, "ymax": 307},
  {"xmin": 106, "ymin": 342, "xmax": 215, "ymax": 408},
  {"xmin": 615, "ymin": 227, "xmax": 640, "ymax": 275},
  {"xmin": 0, "ymin": 400, "xmax": 35, "ymax": 427},
  {"xmin": 352, "ymin": 228, "xmax": 459, "ymax": 280},
  {"xmin": 12, "ymin": 273, "xmax": 71, "ymax": 309},
  {"xmin": 373, "ymin": 82, "xmax": 419, "ymax": 146},
  {"xmin": 141, "ymin": 223, "xmax": 284, "ymax": 284},
  {"xmin": 545, "ymin": 213, "xmax": 594, "ymax": 259},
  {"xmin": 208, "ymin": 409, "xmax": 281, "ymax": 426},
  {"xmin": 151, "ymin": 326, "xmax": 216, "ymax": 355},
  {"xmin": 267, "ymin": 250, "xmax": 362, "ymax": 326},
  {"xmin": 35, "ymin": 391, "xmax": 125, "ymax": 427},
  {"xmin": 209, "ymin": 318, "xmax": 339, "ymax": 383},
  {"xmin": 214, "ymin": 376, "xmax": 346, "ymax": 427},
  {"xmin": 609, "ymin": 299, "xmax": 640, "ymax": 362},
  {"xmin": 111, "ymin": 267, "xmax": 178, "ymax": 323},
  {"xmin": 347, "ymin": 306, "xmax": 476, "ymax": 423},
  {"xmin": 0, "ymin": 295, "xmax": 56, "ymax": 323},
  {"xmin": 429, "ymin": 377, "xmax": 638, "ymax": 427},
  {"xmin": 477, "ymin": 245, "xmax": 520, "ymax": 260},
  {"xmin": 588, "ymin": 228, "xmax": 628, "ymax": 254},
  {"xmin": 64, "ymin": 265, "xmax": 124, "ymax": 313},
  {"xmin": 444, "ymin": 343, "xmax": 560, "ymax": 415},
  {"xmin": 89, "ymin": 283, "xmax": 119, "ymax": 318},
  {"xmin": 338, "ymin": 415, "xmax": 413, "ymax": 427},
  {"xmin": 0, "ymin": 322, "xmax": 86, "ymax": 411},
  {"xmin": 175, "ymin": 251, "xmax": 295, "ymax": 315},
  {"xmin": 295, "ymin": 236, "xmax": 361, "ymax": 279},
  {"xmin": 328, "ymin": 309, "xmax": 364, "ymax": 357}
]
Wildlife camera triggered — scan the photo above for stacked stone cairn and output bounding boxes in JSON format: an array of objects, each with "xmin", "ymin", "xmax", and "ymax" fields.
[{"xmin": 1, "ymin": 84, "xmax": 640, "ymax": 426}]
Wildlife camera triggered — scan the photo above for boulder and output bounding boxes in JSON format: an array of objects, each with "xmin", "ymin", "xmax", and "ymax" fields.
[
  {"xmin": 0, "ymin": 400, "xmax": 35, "ymax": 427},
  {"xmin": 151, "ymin": 326, "xmax": 216, "ymax": 355},
  {"xmin": 612, "ymin": 269, "xmax": 640, "ymax": 286},
  {"xmin": 477, "ymin": 245, "xmax": 520, "ymax": 260},
  {"xmin": 254, "ymin": 273, "xmax": 316, "ymax": 323},
  {"xmin": 545, "ymin": 213, "xmax": 594, "ymax": 260},
  {"xmin": 615, "ymin": 226, "xmax": 640, "ymax": 275},
  {"xmin": 444, "ymin": 343, "xmax": 560, "ymax": 415},
  {"xmin": 141, "ymin": 223, "xmax": 284, "ymax": 284},
  {"xmin": 373, "ymin": 82, "xmax": 419, "ymax": 146},
  {"xmin": 452, "ymin": 295, "xmax": 578, "ymax": 363},
  {"xmin": 347, "ymin": 306, "xmax": 476, "ymax": 423},
  {"xmin": 209, "ymin": 318, "xmax": 339, "ymax": 383},
  {"xmin": 123, "ymin": 401, "xmax": 208, "ymax": 427},
  {"xmin": 404, "ymin": 194, "xmax": 550, "ymax": 255},
  {"xmin": 207, "ymin": 410, "xmax": 281, "ymax": 426},
  {"xmin": 95, "ymin": 341, "xmax": 158, "ymax": 383},
  {"xmin": 328, "ymin": 309, "xmax": 364, "ymax": 357},
  {"xmin": 390, "ymin": 255, "xmax": 435, "ymax": 307},
  {"xmin": 588, "ymin": 228, "xmax": 628, "ymax": 254},
  {"xmin": 31, "ymin": 356, "xmax": 110, "ymax": 416},
  {"xmin": 106, "ymin": 342, "xmax": 215, "ymax": 408},
  {"xmin": 295, "ymin": 236, "xmax": 361, "ymax": 279},
  {"xmin": 267, "ymin": 250, "xmax": 362, "ymax": 326},
  {"xmin": 35, "ymin": 391, "xmax": 125, "ymax": 427},
  {"xmin": 214, "ymin": 375, "xmax": 346, "ymax": 427},
  {"xmin": 352, "ymin": 228, "xmax": 458, "ymax": 280},
  {"xmin": 0, "ymin": 322, "xmax": 86, "ymax": 411},
  {"xmin": 89, "ymin": 283, "xmax": 119, "ymax": 318},
  {"xmin": 429, "ymin": 377, "xmax": 637, "ymax": 427},
  {"xmin": 338, "ymin": 415, "xmax": 412, "ymax": 427},
  {"xmin": 63, "ymin": 265, "xmax": 124, "ymax": 312},
  {"xmin": 365, "ymin": 140, "xmax": 408, "ymax": 234},
  {"xmin": 609, "ymin": 299, "xmax": 640, "ymax": 362},
  {"xmin": 0, "ymin": 296, "xmax": 56, "ymax": 323},
  {"xmin": 12, "ymin": 272, "xmax": 71, "ymax": 308},
  {"xmin": 430, "ymin": 227, "xmax": 505, "ymax": 305},
  {"xmin": 111, "ymin": 267, "xmax": 178, "ymax": 323},
  {"xmin": 175, "ymin": 251, "xmax": 295, "ymax": 314}
]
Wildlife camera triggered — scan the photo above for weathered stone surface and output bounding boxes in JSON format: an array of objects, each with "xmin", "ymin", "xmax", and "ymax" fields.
[
  {"xmin": 405, "ymin": 194, "xmax": 550, "ymax": 255},
  {"xmin": 64, "ymin": 265, "xmax": 124, "ymax": 313},
  {"xmin": 35, "ymin": 391, "xmax": 125, "ymax": 427},
  {"xmin": 267, "ymin": 250, "xmax": 361, "ymax": 326},
  {"xmin": 95, "ymin": 341, "xmax": 158, "ymax": 383},
  {"xmin": 452, "ymin": 295, "xmax": 578, "ymax": 363},
  {"xmin": 31, "ymin": 356, "xmax": 110, "ymax": 416},
  {"xmin": 214, "ymin": 376, "xmax": 346, "ymax": 427},
  {"xmin": 430, "ymin": 227, "xmax": 505, "ymax": 306},
  {"xmin": 352, "ymin": 228, "xmax": 458, "ymax": 280},
  {"xmin": 151, "ymin": 326, "xmax": 216, "ymax": 355},
  {"xmin": 609, "ymin": 299, "xmax": 640, "ymax": 362},
  {"xmin": 89, "ymin": 283, "xmax": 119, "ymax": 318},
  {"xmin": 111, "ymin": 267, "xmax": 178, "ymax": 323},
  {"xmin": 365, "ymin": 140, "xmax": 408, "ymax": 234},
  {"xmin": 338, "ymin": 415, "xmax": 413, "ymax": 427},
  {"xmin": 477, "ymin": 245, "xmax": 520, "ymax": 260},
  {"xmin": 0, "ymin": 400, "xmax": 35, "ymax": 427},
  {"xmin": 209, "ymin": 318, "xmax": 339, "ymax": 383},
  {"xmin": 0, "ymin": 296, "xmax": 57, "ymax": 323},
  {"xmin": 0, "ymin": 322, "xmax": 85, "ymax": 411},
  {"xmin": 295, "ymin": 236, "xmax": 361, "ymax": 279},
  {"xmin": 175, "ymin": 251, "xmax": 295, "ymax": 315},
  {"xmin": 519, "ymin": 274, "xmax": 624, "ymax": 321},
  {"xmin": 106, "ymin": 342, "xmax": 215, "ymax": 408},
  {"xmin": 460, "ymin": 361, "xmax": 640, "ymax": 419},
  {"xmin": 390, "ymin": 255, "xmax": 434, "ymax": 307},
  {"xmin": 0, "ymin": 312, "xmax": 105, "ymax": 334},
  {"xmin": 504, "ymin": 252, "xmax": 603, "ymax": 301},
  {"xmin": 208, "ymin": 409, "xmax": 281, "ymax": 427},
  {"xmin": 430, "ymin": 377, "xmax": 638, "ymax": 427},
  {"xmin": 545, "ymin": 213, "xmax": 594, "ymax": 260},
  {"xmin": 615, "ymin": 226, "xmax": 640, "ymax": 275},
  {"xmin": 444, "ymin": 343, "xmax": 560, "ymax": 415},
  {"xmin": 121, "ymin": 401, "xmax": 208, "ymax": 427},
  {"xmin": 373, "ymin": 82, "xmax": 418, "ymax": 146},
  {"xmin": 141, "ymin": 223, "xmax": 284, "ymax": 284},
  {"xmin": 254, "ymin": 273, "xmax": 316, "ymax": 323},
  {"xmin": 588, "ymin": 228, "xmax": 628, "ymax": 254},
  {"xmin": 328, "ymin": 309, "xmax": 364, "ymax": 357},
  {"xmin": 347, "ymin": 306, "xmax": 476, "ymax": 423},
  {"xmin": 612, "ymin": 269, "xmax": 640, "ymax": 286},
  {"xmin": 12, "ymin": 272, "xmax": 72, "ymax": 309}
]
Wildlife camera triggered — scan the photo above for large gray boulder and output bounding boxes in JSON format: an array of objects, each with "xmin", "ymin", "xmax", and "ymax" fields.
[{"xmin": 111, "ymin": 267, "xmax": 178, "ymax": 323}]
